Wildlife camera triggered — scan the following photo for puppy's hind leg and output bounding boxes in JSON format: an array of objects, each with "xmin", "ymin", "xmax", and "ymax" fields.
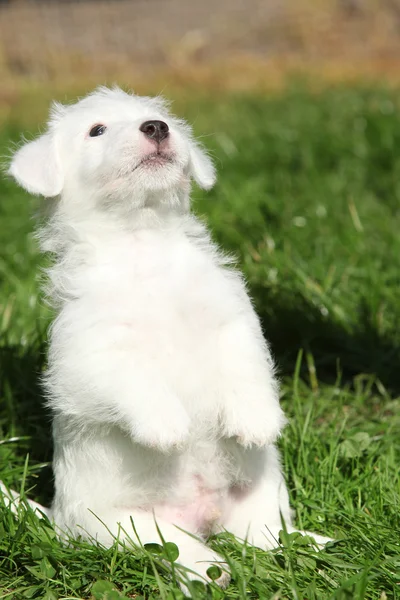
[
  {"xmin": 220, "ymin": 445, "xmax": 331, "ymax": 550},
  {"xmin": 80, "ymin": 507, "xmax": 230, "ymax": 593},
  {"xmin": 0, "ymin": 481, "xmax": 51, "ymax": 519}
]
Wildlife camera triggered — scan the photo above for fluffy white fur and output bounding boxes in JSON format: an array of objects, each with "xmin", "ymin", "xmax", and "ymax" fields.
[{"xmin": 3, "ymin": 87, "xmax": 330, "ymax": 591}]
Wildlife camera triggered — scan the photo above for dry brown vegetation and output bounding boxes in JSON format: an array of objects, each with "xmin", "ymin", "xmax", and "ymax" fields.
[{"xmin": 1, "ymin": 0, "xmax": 400, "ymax": 101}]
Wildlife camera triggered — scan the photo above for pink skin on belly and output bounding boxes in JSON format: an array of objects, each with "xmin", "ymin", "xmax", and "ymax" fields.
[
  {"xmin": 152, "ymin": 480, "xmax": 253, "ymax": 535},
  {"xmin": 155, "ymin": 487, "xmax": 224, "ymax": 534}
]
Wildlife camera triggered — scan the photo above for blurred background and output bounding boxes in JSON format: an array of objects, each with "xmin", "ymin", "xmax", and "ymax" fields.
[{"xmin": 2, "ymin": 0, "xmax": 400, "ymax": 97}]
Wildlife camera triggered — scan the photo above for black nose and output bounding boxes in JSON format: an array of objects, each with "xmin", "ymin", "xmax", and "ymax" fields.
[{"xmin": 139, "ymin": 120, "xmax": 169, "ymax": 143}]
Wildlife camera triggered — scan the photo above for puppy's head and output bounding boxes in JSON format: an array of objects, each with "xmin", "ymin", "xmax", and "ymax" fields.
[{"xmin": 9, "ymin": 87, "xmax": 215, "ymax": 210}]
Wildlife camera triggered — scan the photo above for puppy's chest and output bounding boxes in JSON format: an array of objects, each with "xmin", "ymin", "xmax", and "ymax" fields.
[{"xmin": 90, "ymin": 235, "xmax": 233, "ymax": 329}]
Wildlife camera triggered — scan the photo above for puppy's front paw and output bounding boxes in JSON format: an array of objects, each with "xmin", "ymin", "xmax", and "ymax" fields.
[
  {"xmin": 132, "ymin": 405, "xmax": 191, "ymax": 452},
  {"xmin": 222, "ymin": 404, "xmax": 285, "ymax": 448}
]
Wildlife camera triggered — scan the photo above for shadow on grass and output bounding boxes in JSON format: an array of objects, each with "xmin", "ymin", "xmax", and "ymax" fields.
[
  {"xmin": 1, "ymin": 292, "xmax": 400, "ymax": 502},
  {"xmin": 0, "ymin": 342, "xmax": 53, "ymax": 505},
  {"xmin": 254, "ymin": 288, "xmax": 400, "ymax": 394}
]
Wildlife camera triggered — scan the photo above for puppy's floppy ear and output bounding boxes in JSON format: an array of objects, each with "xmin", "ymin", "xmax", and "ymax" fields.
[
  {"xmin": 189, "ymin": 142, "xmax": 216, "ymax": 190},
  {"xmin": 9, "ymin": 132, "xmax": 63, "ymax": 197}
]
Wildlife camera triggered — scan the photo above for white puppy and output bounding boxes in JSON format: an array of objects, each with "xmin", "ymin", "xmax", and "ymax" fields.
[{"xmin": 6, "ymin": 87, "xmax": 329, "ymax": 591}]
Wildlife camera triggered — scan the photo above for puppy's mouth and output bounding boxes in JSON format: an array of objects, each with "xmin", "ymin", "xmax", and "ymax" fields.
[{"xmin": 136, "ymin": 151, "xmax": 175, "ymax": 169}]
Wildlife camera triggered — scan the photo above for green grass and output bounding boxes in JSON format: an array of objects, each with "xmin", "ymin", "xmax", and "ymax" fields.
[{"xmin": 1, "ymin": 84, "xmax": 400, "ymax": 599}]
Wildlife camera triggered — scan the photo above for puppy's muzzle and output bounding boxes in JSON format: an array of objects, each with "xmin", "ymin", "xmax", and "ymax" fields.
[{"xmin": 140, "ymin": 120, "xmax": 169, "ymax": 144}]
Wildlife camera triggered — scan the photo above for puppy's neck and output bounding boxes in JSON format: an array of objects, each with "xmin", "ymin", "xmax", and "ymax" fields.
[{"xmin": 38, "ymin": 189, "xmax": 192, "ymax": 256}]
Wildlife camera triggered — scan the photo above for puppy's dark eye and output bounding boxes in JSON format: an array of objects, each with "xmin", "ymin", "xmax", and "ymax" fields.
[{"xmin": 89, "ymin": 124, "xmax": 107, "ymax": 137}]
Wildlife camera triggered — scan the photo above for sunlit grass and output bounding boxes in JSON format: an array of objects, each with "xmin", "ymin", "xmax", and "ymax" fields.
[{"xmin": 0, "ymin": 85, "xmax": 399, "ymax": 599}]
